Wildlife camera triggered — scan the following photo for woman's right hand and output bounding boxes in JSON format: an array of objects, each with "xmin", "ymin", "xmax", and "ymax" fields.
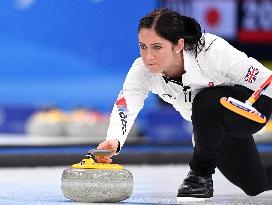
[{"xmin": 95, "ymin": 139, "xmax": 119, "ymax": 163}]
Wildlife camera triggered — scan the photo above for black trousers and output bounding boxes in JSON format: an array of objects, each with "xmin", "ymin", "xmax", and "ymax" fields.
[{"xmin": 190, "ymin": 85, "xmax": 272, "ymax": 196}]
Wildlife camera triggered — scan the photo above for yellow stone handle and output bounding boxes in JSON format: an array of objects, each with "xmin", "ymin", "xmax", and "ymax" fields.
[{"xmin": 71, "ymin": 156, "xmax": 124, "ymax": 170}]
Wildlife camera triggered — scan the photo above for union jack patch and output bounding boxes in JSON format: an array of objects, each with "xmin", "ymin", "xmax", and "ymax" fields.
[{"xmin": 244, "ymin": 66, "xmax": 259, "ymax": 83}]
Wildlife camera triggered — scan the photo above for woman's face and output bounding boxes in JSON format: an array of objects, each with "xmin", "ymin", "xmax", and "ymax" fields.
[{"xmin": 138, "ymin": 28, "xmax": 182, "ymax": 74}]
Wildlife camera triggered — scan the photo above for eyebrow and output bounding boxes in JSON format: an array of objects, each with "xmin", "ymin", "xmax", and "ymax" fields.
[{"xmin": 139, "ymin": 42, "xmax": 162, "ymax": 45}]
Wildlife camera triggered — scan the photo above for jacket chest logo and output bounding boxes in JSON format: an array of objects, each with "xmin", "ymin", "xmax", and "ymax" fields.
[
  {"xmin": 162, "ymin": 76, "xmax": 192, "ymax": 102},
  {"xmin": 183, "ymin": 86, "xmax": 192, "ymax": 102},
  {"xmin": 162, "ymin": 93, "xmax": 176, "ymax": 100},
  {"xmin": 162, "ymin": 86, "xmax": 192, "ymax": 102}
]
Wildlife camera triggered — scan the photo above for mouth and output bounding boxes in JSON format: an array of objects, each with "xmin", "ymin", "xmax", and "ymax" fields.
[{"xmin": 146, "ymin": 64, "xmax": 162, "ymax": 73}]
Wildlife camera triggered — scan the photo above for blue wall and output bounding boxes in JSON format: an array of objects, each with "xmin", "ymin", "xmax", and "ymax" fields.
[{"xmin": 0, "ymin": 0, "xmax": 157, "ymax": 111}]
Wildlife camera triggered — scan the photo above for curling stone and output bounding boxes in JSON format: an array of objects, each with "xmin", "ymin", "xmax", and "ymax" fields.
[{"xmin": 61, "ymin": 149, "xmax": 133, "ymax": 203}]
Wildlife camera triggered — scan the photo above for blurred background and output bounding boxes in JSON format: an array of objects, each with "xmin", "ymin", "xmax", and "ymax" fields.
[{"xmin": 0, "ymin": 0, "xmax": 272, "ymax": 166}]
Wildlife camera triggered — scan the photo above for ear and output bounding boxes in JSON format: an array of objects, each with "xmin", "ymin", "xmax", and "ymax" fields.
[{"xmin": 175, "ymin": 38, "xmax": 184, "ymax": 53}]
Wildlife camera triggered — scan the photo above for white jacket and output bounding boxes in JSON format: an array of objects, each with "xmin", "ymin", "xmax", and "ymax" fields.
[{"xmin": 106, "ymin": 33, "xmax": 272, "ymax": 149}]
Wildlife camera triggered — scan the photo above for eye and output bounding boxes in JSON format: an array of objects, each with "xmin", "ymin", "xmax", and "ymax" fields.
[
  {"xmin": 153, "ymin": 45, "xmax": 162, "ymax": 49},
  {"xmin": 139, "ymin": 44, "xmax": 147, "ymax": 49}
]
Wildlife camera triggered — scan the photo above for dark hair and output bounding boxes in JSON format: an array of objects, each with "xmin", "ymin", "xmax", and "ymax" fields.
[{"xmin": 138, "ymin": 8, "xmax": 204, "ymax": 56}]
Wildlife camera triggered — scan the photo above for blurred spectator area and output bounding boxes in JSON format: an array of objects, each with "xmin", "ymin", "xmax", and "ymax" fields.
[{"xmin": 0, "ymin": 0, "xmax": 157, "ymax": 111}]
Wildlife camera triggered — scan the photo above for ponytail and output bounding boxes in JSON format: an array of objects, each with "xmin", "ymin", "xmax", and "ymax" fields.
[
  {"xmin": 180, "ymin": 15, "xmax": 204, "ymax": 55},
  {"xmin": 138, "ymin": 8, "xmax": 205, "ymax": 56}
]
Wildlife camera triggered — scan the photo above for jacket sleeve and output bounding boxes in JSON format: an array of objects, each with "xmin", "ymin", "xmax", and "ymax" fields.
[
  {"xmin": 214, "ymin": 38, "xmax": 272, "ymax": 98},
  {"xmin": 106, "ymin": 58, "xmax": 151, "ymax": 150}
]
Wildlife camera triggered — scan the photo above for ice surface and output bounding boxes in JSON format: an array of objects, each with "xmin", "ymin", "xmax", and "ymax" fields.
[{"xmin": 0, "ymin": 165, "xmax": 271, "ymax": 205}]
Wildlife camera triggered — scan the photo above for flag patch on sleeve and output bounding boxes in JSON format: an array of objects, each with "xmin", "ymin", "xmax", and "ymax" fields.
[
  {"xmin": 116, "ymin": 91, "xmax": 128, "ymax": 113},
  {"xmin": 244, "ymin": 66, "xmax": 259, "ymax": 83}
]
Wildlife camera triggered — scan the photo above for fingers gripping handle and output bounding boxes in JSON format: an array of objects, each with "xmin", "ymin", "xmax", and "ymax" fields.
[{"xmin": 85, "ymin": 149, "xmax": 114, "ymax": 162}]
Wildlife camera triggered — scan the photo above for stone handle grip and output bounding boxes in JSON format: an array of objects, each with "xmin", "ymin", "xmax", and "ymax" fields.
[{"xmin": 88, "ymin": 149, "xmax": 115, "ymax": 157}]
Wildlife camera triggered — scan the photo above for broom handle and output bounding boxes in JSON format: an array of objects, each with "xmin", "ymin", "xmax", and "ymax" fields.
[{"xmin": 248, "ymin": 74, "xmax": 272, "ymax": 104}]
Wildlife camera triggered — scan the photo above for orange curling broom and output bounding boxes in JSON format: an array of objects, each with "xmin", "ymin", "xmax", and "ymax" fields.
[{"xmin": 220, "ymin": 75, "xmax": 272, "ymax": 123}]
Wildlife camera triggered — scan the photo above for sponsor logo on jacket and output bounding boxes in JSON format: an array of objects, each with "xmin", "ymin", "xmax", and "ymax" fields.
[{"xmin": 115, "ymin": 94, "xmax": 128, "ymax": 135}]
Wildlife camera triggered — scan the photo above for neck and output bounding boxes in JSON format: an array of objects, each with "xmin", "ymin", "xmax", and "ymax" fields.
[{"xmin": 163, "ymin": 52, "xmax": 185, "ymax": 78}]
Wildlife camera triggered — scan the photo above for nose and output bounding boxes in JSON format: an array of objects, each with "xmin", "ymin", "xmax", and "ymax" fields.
[{"xmin": 145, "ymin": 49, "xmax": 155, "ymax": 60}]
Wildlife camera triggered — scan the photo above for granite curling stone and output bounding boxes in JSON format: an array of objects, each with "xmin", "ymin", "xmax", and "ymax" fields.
[{"xmin": 61, "ymin": 150, "xmax": 133, "ymax": 203}]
